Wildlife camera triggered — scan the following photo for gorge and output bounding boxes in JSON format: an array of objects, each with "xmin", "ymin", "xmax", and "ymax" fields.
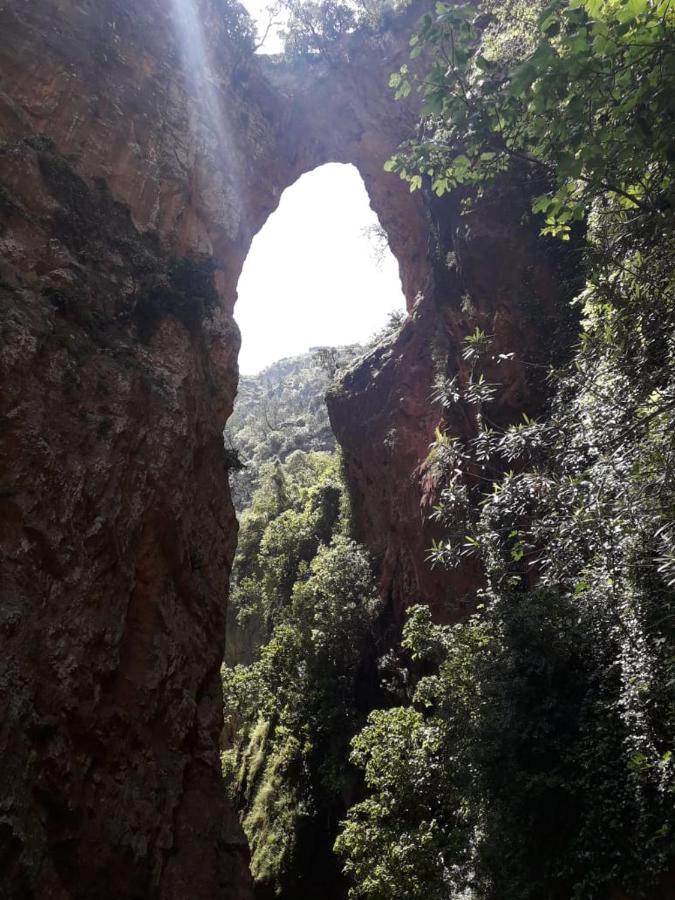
[{"xmin": 1, "ymin": 0, "xmax": 673, "ymax": 898}]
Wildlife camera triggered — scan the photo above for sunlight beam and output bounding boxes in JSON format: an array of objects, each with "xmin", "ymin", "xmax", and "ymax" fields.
[{"xmin": 168, "ymin": 0, "xmax": 250, "ymax": 243}]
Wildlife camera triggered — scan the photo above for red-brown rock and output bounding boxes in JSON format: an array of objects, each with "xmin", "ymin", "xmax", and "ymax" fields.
[{"xmin": 0, "ymin": 0, "xmax": 578, "ymax": 896}]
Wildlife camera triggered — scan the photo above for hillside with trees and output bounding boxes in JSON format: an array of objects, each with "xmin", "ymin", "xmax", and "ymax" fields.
[
  {"xmin": 225, "ymin": 348, "xmax": 363, "ymax": 510},
  {"xmin": 226, "ymin": 314, "xmax": 405, "ymax": 511}
]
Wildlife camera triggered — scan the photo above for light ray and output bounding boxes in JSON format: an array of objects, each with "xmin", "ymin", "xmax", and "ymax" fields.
[{"xmin": 168, "ymin": 0, "xmax": 250, "ymax": 243}]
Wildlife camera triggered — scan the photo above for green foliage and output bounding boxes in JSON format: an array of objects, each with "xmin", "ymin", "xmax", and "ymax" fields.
[
  {"xmin": 335, "ymin": 606, "xmax": 487, "ymax": 900},
  {"xmin": 226, "ymin": 349, "xmax": 360, "ymax": 511},
  {"xmin": 339, "ymin": 576, "xmax": 674, "ymax": 898},
  {"xmin": 223, "ymin": 417, "xmax": 377, "ymax": 893},
  {"xmin": 228, "ymin": 450, "xmax": 349, "ymax": 653},
  {"xmin": 336, "ymin": 2, "xmax": 675, "ymax": 898},
  {"xmin": 214, "ymin": 0, "xmax": 257, "ymax": 52},
  {"xmin": 335, "ymin": 606, "xmax": 484, "ymax": 899},
  {"xmin": 388, "ymin": 0, "xmax": 675, "ymax": 236},
  {"xmin": 277, "ymin": 0, "xmax": 411, "ymax": 56},
  {"xmin": 223, "ymin": 532, "xmax": 376, "ymax": 894},
  {"xmin": 281, "ymin": 0, "xmax": 359, "ymax": 55},
  {"xmin": 239, "ymin": 724, "xmax": 306, "ymax": 886},
  {"xmin": 336, "ymin": 706, "xmax": 458, "ymax": 900}
]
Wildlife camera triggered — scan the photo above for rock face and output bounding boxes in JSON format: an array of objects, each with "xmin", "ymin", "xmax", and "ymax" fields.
[
  {"xmin": 0, "ymin": 134, "xmax": 249, "ymax": 897},
  {"xmin": 0, "ymin": 0, "xmax": 577, "ymax": 896},
  {"xmin": 328, "ymin": 184, "xmax": 579, "ymax": 633}
]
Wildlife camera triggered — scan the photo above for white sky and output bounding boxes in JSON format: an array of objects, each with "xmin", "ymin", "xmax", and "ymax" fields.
[
  {"xmin": 235, "ymin": 163, "xmax": 405, "ymax": 374},
  {"xmin": 243, "ymin": 0, "xmax": 286, "ymax": 53}
]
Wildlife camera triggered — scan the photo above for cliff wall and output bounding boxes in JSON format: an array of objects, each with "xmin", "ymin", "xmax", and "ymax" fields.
[
  {"xmin": 328, "ymin": 184, "xmax": 578, "ymax": 634},
  {"xmin": 0, "ymin": 0, "xmax": 575, "ymax": 895}
]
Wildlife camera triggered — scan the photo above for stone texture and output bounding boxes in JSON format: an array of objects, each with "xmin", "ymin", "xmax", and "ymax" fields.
[
  {"xmin": 0, "ymin": 0, "xmax": 579, "ymax": 896},
  {"xmin": 0, "ymin": 136, "xmax": 249, "ymax": 898},
  {"xmin": 328, "ymin": 183, "xmax": 579, "ymax": 632}
]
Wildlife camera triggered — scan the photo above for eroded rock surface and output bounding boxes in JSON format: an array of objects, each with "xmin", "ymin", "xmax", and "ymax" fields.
[
  {"xmin": 0, "ymin": 133, "xmax": 249, "ymax": 898},
  {"xmin": 328, "ymin": 184, "xmax": 579, "ymax": 633},
  {"xmin": 0, "ymin": 0, "xmax": 577, "ymax": 895}
]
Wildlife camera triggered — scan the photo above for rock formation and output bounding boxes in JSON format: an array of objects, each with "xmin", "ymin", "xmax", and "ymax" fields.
[
  {"xmin": 328, "ymin": 183, "xmax": 578, "ymax": 635},
  {"xmin": 0, "ymin": 0, "xmax": 576, "ymax": 895}
]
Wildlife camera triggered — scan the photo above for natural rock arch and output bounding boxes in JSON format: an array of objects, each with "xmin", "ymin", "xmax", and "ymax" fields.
[{"xmin": 0, "ymin": 1, "xmax": 575, "ymax": 896}]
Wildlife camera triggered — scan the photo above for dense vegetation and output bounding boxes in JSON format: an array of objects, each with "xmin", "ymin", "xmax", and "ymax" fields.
[
  {"xmin": 223, "ymin": 0, "xmax": 675, "ymax": 897},
  {"xmin": 223, "ymin": 348, "xmax": 382, "ymax": 894},
  {"xmin": 225, "ymin": 348, "xmax": 360, "ymax": 511},
  {"xmin": 339, "ymin": 0, "xmax": 675, "ymax": 897},
  {"xmin": 250, "ymin": 0, "xmax": 412, "ymax": 56},
  {"xmin": 223, "ymin": 448, "xmax": 379, "ymax": 895}
]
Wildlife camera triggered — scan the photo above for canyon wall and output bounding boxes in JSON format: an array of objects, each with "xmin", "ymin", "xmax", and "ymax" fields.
[
  {"xmin": 0, "ymin": 0, "xmax": 575, "ymax": 896},
  {"xmin": 328, "ymin": 183, "xmax": 578, "ymax": 635}
]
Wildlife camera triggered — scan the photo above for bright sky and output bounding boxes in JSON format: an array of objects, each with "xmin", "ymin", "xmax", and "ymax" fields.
[
  {"xmin": 243, "ymin": 0, "xmax": 286, "ymax": 53},
  {"xmin": 235, "ymin": 163, "xmax": 406, "ymax": 374}
]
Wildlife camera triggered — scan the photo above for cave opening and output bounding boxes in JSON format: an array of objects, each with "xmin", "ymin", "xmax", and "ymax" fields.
[
  {"xmin": 234, "ymin": 161, "xmax": 406, "ymax": 375},
  {"xmin": 224, "ymin": 161, "xmax": 406, "ymax": 663},
  {"xmin": 223, "ymin": 161, "xmax": 408, "ymax": 895}
]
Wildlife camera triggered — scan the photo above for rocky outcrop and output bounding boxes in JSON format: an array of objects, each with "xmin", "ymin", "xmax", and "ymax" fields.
[
  {"xmin": 328, "ymin": 183, "xmax": 579, "ymax": 632},
  {"xmin": 0, "ymin": 1, "xmax": 425, "ymax": 895},
  {"xmin": 0, "ymin": 0, "xmax": 578, "ymax": 895},
  {"xmin": 0, "ymin": 132, "xmax": 249, "ymax": 898}
]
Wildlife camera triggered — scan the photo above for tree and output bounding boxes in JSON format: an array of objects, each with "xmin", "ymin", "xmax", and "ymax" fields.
[
  {"xmin": 387, "ymin": 0, "xmax": 674, "ymax": 236},
  {"xmin": 337, "ymin": 2, "xmax": 675, "ymax": 897},
  {"xmin": 223, "ymin": 531, "xmax": 376, "ymax": 895},
  {"xmin": 278, "ymin": 0, "xmax": 410, "ymax": 56}
]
